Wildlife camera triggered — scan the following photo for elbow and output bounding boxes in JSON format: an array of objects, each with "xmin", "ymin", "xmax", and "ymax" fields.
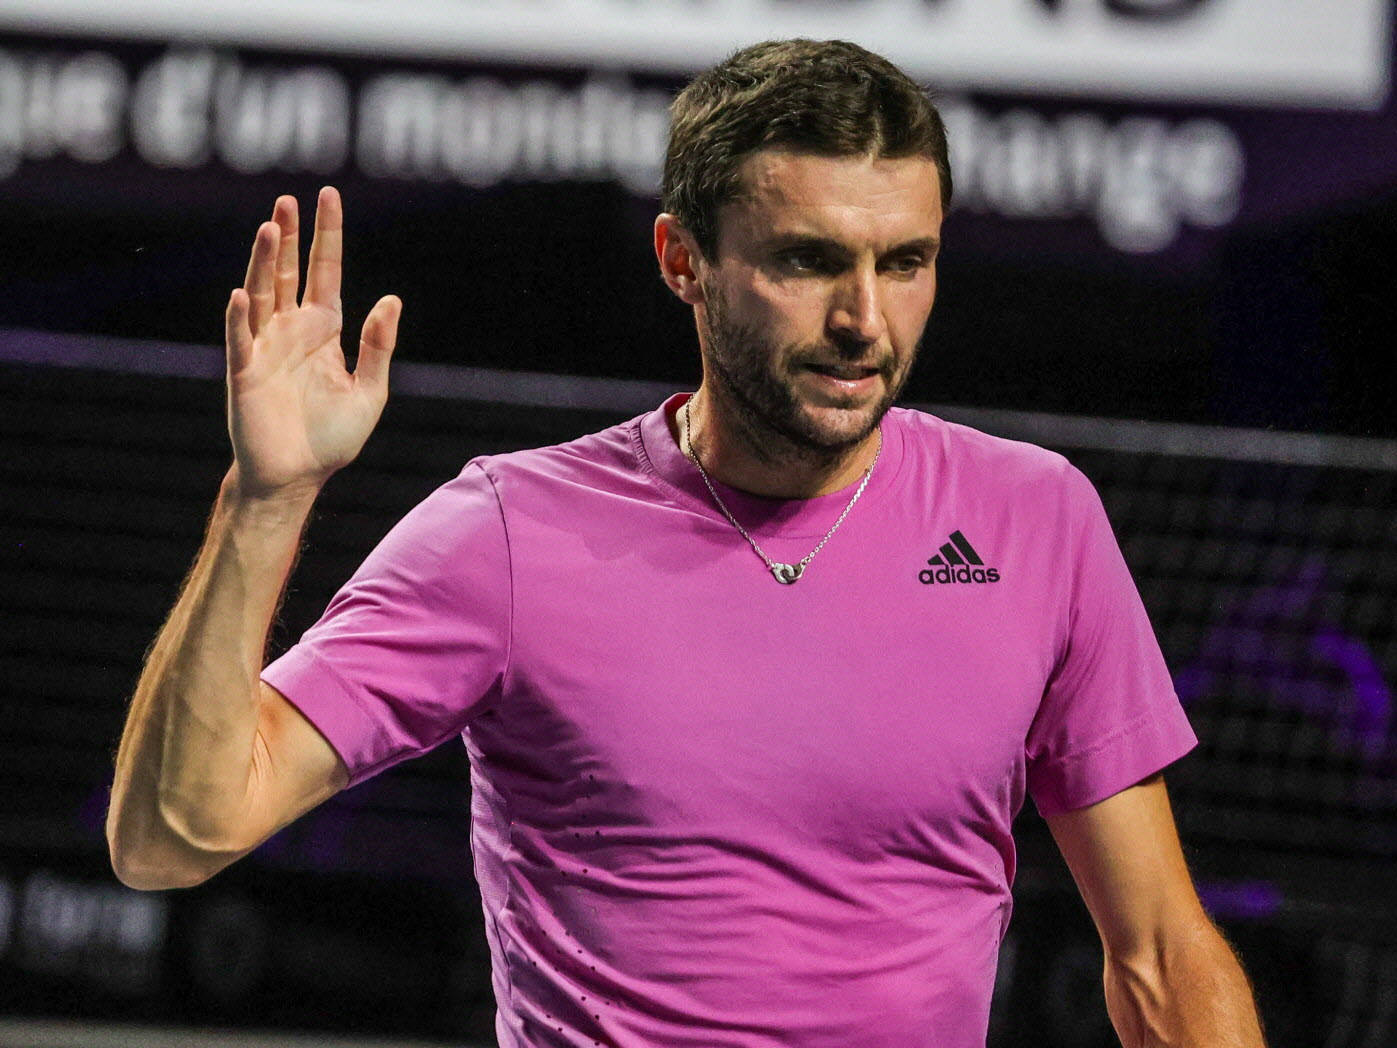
[
  {"xmin": 110, "ymin": 846, "xmax": 211, "ymax": 892},
  {"xmin": 105, "ymin": 798, "xmax": 236, "ymax": 892},
  {"xmin": 108, "ymin": 824, "xmax": 216, "ymax": 891}
]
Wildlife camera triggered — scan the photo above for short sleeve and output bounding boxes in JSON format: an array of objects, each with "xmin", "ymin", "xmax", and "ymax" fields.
[
  {"xmin": 1024, "ymin": 466, "xmax": 1196, "ymax": 816},
  {"xmin": 261, "ymin": 461, "xmax": 511, "ymax": 787}
]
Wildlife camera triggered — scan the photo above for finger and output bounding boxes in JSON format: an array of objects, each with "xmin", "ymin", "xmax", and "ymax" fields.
[
  {"xmin": 303, "ymin": 185, "xmax": 343, "ymax": 310},
  {"xmin": 225, "ymin": 288, "xmax": 253, "ymax": 374},
  {"xmin": 242, "ymin": 221, "xmax": 280, "ymax": 336},
  {"xmin": 354, "ymin": 294, "xmax": 401, "ymax": 395},
  {"xmin": 271, "ymin": 195, "xmax": 300, "ymax": 313}
]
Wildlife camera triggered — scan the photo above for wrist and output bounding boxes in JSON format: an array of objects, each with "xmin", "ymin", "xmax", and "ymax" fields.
[{"xmin": 219, "ymin": 464, "xmax": 321, "ymax": 524}]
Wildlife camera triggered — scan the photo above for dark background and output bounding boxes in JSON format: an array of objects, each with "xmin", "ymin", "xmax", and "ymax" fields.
[
  {"xmin": 6, "ymin": 132, "xmax": 1396, "ymax": 439},
  {"xmin": 2, "ymin": 28, "xmax": 1395, "ymax": 440}
]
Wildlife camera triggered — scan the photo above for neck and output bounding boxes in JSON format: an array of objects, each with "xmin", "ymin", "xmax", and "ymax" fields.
[{"xmin": 673, "ymin": 390, "xmax": 880, "ymax": 498}]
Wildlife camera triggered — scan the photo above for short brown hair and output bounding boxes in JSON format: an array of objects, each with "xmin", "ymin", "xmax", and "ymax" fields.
[{"xmin": 662, "ymin": 39, "xmax": 953, "ymax": 260}]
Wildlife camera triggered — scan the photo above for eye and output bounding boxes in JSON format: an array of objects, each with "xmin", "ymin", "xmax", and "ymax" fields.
[
  {"xmin": 884, "ymin": 253, "xmax": 929, "ymax": 276},
  {"xmin": 779, "ymin": 249, "xmax": 833, "ymax": 274}
]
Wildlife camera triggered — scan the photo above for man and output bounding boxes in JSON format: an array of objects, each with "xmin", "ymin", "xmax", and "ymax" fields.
[{"xmin": 107, "ymin": 39, "xmax": 1267, "ymax": 1047}]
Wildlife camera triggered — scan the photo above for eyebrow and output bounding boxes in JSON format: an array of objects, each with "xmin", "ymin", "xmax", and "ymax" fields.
[{"xmin": 762, "ymin": 234, "xmax": 941, "ymax": 259}]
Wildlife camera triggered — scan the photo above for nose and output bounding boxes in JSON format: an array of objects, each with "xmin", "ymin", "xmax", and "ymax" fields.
[{"xmin": 826, "ymin": 266, "xmax": 886, "ymax": 348}]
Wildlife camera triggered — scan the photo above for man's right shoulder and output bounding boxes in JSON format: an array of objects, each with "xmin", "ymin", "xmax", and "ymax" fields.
[
  {"xmin": 363, "ymin": 411, "xmax": 649, "ymax": 567},
  {"xmin": 455, "ymin": 409, "xmax": 649, "ymax": 494}
]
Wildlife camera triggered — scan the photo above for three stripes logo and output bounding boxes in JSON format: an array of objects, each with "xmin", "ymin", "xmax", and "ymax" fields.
[{"xmin": 919, "ymin": 531, "xmax": 1001, "ymax": 585}]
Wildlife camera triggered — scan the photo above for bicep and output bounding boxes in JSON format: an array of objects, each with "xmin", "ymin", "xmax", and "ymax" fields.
[
  {"xmin": 1044, "ymin": 773, "xmax": 1211, "ymax": 959},
  {"xmin": 244, "ymin": 680, "xmax": 350, "ymax": 845}
]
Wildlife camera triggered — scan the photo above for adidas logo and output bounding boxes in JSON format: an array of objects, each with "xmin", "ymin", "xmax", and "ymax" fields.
[{"xmin": 919, "ymin": 531, "xmax": 1001, "ymax": 585}]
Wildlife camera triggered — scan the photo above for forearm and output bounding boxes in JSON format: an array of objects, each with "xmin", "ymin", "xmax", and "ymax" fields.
[
  {"xmin": 1104, "ymin": 919, "xmax": 1266, "ymax": 1048},
  {"xmin": 107, "ymin": 466, "xmax": 317, "ymax": 889}
]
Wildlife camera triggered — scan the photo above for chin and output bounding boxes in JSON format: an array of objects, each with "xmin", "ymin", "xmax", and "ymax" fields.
[{"xmin": 792, "ymin": 402, "xmax": 884, "ymax": 450}]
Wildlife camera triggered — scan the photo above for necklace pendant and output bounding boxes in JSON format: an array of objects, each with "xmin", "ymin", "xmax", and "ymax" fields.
[{"xmin": 770, "ymin": 562, "xmax": 804, "ymax": 584}]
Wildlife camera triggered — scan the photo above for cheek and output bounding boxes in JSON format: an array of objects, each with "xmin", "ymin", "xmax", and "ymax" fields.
[
  {"xmin": 889, "ymin": 284, "xmax": 936, "ymax": 348},
  {"xmin": 737, "ymin": 282, "xmax": 825, "ymax": 338}
]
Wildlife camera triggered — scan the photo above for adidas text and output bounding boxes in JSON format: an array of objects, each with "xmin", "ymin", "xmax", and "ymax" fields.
[{"xmin": 919, "ymin": 565, "xmax": 1001, "ymax": 585}]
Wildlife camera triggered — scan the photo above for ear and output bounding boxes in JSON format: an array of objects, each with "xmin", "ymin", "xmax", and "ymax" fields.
[{"xmin": 654, "ymin": 214, "xmax": 707, "ymax": 306}]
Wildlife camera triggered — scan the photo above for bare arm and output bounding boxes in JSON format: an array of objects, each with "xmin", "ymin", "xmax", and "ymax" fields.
[
  {"xmin": 1045, "ymin": 774, "xmax": 1267, "ymax": 1048},
  {"xmin": 107, "ymin": 187, "xmax": 400, "ymax": 890}
]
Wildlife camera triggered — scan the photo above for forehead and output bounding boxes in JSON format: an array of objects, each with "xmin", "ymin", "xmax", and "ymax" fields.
[{"xmin": 721, "ymin": 149, "xmax": 943, "ymax": 247}]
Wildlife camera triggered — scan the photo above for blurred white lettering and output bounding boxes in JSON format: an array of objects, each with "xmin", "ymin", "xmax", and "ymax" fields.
[
  {"xmin": 358, "ymin": 73, "xmax": 448, "ymax": 179},
  {"xmin": 2, "ymin": 44, "xmax": 1246, "ymax": 254},
  {"xmin": 943, "ymin": 99, "xmax": 1243, "ymax": 252},
  {"xmin": 0, "ymin": 48, "xmax": 127, "ymax": 178},
  {"xmin": 131, "ymin": 49, "xmax": 217, "ymax": 168},
  {"xmin": 214, "ymin": 61, "xmax": 350, "ymax": 174},
  {"xmin": 133, "ymin": 51, "xmax": 352, "ymax": 173},
  {"xmin": 358, "ymin": 73, "xmax": 668, "ymax": 194},
  {"xmin": 16, "ymin": 871, "xmax": 168, "ymax": 995}
]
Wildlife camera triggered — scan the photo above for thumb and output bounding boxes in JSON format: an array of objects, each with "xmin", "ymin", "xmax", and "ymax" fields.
[{"xmin": 355, "ymin": 294, "xmax": 401, "ymax": 395}]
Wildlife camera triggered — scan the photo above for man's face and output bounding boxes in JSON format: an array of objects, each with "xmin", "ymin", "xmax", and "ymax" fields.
[{"xmin": 696, "ymin": 149, "xmax": 943, "ymax": 456}]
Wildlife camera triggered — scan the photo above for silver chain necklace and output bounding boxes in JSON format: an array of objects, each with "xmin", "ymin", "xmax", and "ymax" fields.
[{"xmin": 681, "ymin": 398, "xmax": 881, "ymax": 584}]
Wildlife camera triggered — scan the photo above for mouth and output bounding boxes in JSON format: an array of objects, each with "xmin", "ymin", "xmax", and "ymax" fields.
[
  {"xmin": 801, "ymin": 362, "xmax": 883, "ymax": 395},
  {"xmin": 805, "ymin": 363, "xmax": 880, "ymax": 380}
]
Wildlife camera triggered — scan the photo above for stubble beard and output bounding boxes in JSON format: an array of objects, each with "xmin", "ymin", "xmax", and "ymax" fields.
[{"xmin": 700, "ymin": 286, "xmax": 917, "ymax": 471}]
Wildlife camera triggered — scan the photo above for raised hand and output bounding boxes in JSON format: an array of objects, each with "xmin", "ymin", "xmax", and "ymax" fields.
[{"xmin": 224, "ymin": 187, "xmax": 401, "ymax": 501}]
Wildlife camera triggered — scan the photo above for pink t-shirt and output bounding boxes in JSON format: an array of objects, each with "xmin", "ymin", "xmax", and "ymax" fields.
[{"xmin": 263, "ymin": 394, "xmax": 1195, "ymax": 1047}]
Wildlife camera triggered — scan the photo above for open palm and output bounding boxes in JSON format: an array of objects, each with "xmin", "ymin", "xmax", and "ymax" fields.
[{"xmin": 224, "ymin": 187, "xmax": 400, "ymax": 499}]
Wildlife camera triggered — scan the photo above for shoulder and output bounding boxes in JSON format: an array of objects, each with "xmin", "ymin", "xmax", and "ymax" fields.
[
  {"xmin": 371, "ymin": 416, "xmax": 642, "ymax": 543},
  {"xmin": 889, "ymin": 406, "xmax": 1089, "ymax": 495},
  {"xmin": 886, "ymin": 407, "xmax": 1106, "ymax": 546},
  {"xmin": 457, "ymin": 412, "xmax": 652, "ymax": 514}
]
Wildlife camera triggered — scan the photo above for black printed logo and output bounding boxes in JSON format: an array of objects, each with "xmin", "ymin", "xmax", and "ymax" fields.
[{"xmin": 919, "ymin": 531, "xmax": 1001, "ymax": 585}]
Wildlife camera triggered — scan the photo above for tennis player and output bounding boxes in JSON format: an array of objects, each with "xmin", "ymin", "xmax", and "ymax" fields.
[{"xmin": 109, "ymin": 39, "xmax": 1267, "ymax": 1047}]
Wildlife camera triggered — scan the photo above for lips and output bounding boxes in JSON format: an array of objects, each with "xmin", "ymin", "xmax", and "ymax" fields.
[
  {"xmin": 805, "ymin": 363, "xmax": 880, "ymax": 380},
  {"xmin": 801, "ymin": 362, "xmax": 883, "ymax": 399}
]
